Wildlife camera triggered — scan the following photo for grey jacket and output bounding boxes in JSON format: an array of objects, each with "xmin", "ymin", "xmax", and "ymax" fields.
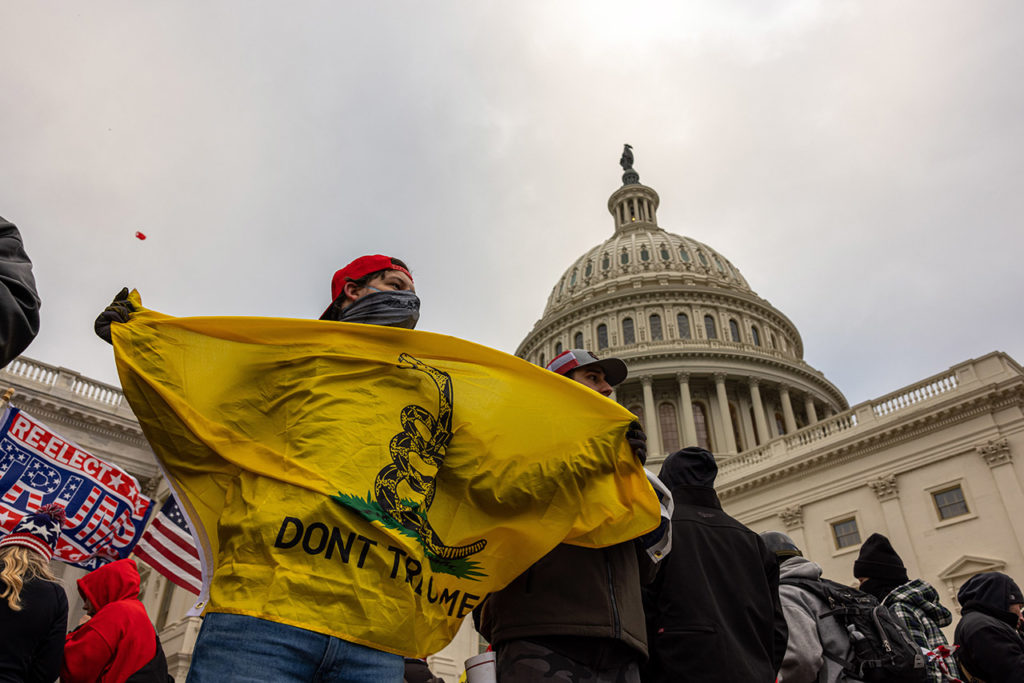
[{"xmin": 779, "ymin": 556, "xmax": 863, "ymax": 683}]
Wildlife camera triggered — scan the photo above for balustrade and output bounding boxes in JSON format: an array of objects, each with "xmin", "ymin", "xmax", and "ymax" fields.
[
  {"xmin": 872, "ymin": 372, "xmax": 958, "ymax": 417},
  {"xmin": 1, "ymin": 356, "xmax": 125, "ymax": 410}
]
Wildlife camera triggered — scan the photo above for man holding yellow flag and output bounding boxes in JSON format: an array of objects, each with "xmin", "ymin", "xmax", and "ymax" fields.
[
  {"xmin": 476, "ymin": 349, "xmax": 668, "ymax": 683},
  {"xmin": 95, "ymin": 256, "xmax": 660, "ymax": 683}
]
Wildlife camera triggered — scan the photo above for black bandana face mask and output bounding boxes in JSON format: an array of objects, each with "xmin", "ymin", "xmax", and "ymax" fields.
[{"xmin": 337, "ymin": 289, "xmax": 420, "ymax": 329}]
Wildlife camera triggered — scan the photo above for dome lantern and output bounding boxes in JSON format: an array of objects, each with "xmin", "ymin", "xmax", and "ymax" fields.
[{"xmin": 610, "ymin": 144, "xmax": 660, "ymax": 234}]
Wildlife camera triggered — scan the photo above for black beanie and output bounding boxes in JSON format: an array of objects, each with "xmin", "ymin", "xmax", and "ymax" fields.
[{"xmin": 853, "ymin": 533, "xmax": 909, "ymax": 582}]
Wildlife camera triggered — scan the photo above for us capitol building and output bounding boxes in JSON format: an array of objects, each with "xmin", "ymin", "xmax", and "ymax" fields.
[{"xmin": 2, "ymin": 150, "xmax": 1022, "ymax": 681}]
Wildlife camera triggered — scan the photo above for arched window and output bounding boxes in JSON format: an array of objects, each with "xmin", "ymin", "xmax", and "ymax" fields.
[
  {"xmin": 660, "ymin": 245, "xmax": 670, "ymax": 261},
  {"xmin": 574, "ymin": 331, "xmax": 583, "ymax": 348},
  {"xmin": 679, "ymin": 247, "xmax": 691, "ymax": 263},
  {"xmin": 602, "ymin": 254, "xmax": 610, "ymax": 270},
  {"xmin": 769, "ymin": 333, "xmax": 776, "ymax": 349},
  {"xmin": 659, "ymin": 402, "xmax": 680, "ymax": 453},
  {"xmin": 729, "ymin": 319, "xmax": 741, "ymax": 342},
  {"xmin": 569, "ymin": 269, "xmax": 578, "ymax": 287},
  {"xmin": 704, "ymin": 315, "xmax": 717, "ymax": 340},
  {"xmin": 555, "ymin": 342, "xmax": 562, "ymax": 355},
  {"xmin": 775, "ymin": 412, "xmax": 786, "ymax": 436},
  {"xmin": 693, "ymin": 402, "xmax": 713, "ymax": 451},
  {"xmin": 620, "ymin": 249, "xmax": 630, "ymax": 265},
  {"xmin": 584, "ymin": 261, "xmax": 593, "ymax": 277},
  {"xmin": 650, "ymin": 314, "xmax": 663, "ymax": 341},
  {"xmin": 622, "ymin": 318, "xmax": 635, "ymax": 345},
  {"xmin": 698, "ymin": 251, "xmax": 709, "ymax": 267},
  {"xmin": 729, "ymin": 403, "xmax": 744, "ymax": 452},
  {"xmin": 640, "ymin": 246, "xmax": 650, "ymax": 262},
  {"xmin": 713, "ymin": 255, "xmax": 725, "ymax": 273},
  {"xmin": 751, "ymin": 325, "xmax": 761, "ymax": 347},
  {"xmin": 597, "ymin": 324, "xmax": 609, "ymax": 350},
  {"xmin": 677, "ymin": 313, "xmax": 691, "ymax": 339}
]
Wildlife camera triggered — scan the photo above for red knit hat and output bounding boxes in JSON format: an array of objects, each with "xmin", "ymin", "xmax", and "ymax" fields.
[{"xmin": 0, "ymin": 503, "xmax": 66, "ymax": 561}]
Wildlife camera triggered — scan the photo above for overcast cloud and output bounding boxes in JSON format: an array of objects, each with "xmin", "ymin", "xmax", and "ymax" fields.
[{"xmin": 1, "ymin": 0, "xmax": 1021, "ymax": 406}]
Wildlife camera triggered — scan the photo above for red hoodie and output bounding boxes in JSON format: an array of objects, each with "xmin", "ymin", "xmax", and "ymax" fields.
[{"xmin": 61, "ymin": 558, "xmax": 160, "ymax": 683}]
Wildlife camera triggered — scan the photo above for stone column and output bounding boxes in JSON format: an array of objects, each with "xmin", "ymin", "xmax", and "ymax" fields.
[
  {"xmin": 867, "ymin": 475, "xmax": 920, "ymax": 578},
  {"xmin": 714, "ymin": 373, "xmax": 737, "ymax": 454},
  {"xmin": 778, "ymin": 505, "xmax": 808, "ymax": 556},
  {"xmin": 677, "ymin": 373, "xmax": 697, "ymax": 447},
  {"xmin": 978, "ymin": 439, "xmax": 1024, "ymax": 548},
  {"xmin": 749, "ymin": 378, "xmax": 770, "ymax": 444},
  {"xmin": 804, "ymin": 395, "xmax": 818, "ymax": 425},
  {"xmin": 779, "ymin": 385, "xmax": 797, "ymax": 434},
  {"xmin": 640, "ymin": 375, "xmax": 663, "ymax": 457}
]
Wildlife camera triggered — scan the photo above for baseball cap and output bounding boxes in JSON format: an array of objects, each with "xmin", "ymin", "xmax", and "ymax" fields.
[
  {"xmin": 546, "ymin": 349, "xmax": 628, "ymax": 386},
  {"xmin": 321, "ymin": 255, "xmax": 413, "ymax": 319}
]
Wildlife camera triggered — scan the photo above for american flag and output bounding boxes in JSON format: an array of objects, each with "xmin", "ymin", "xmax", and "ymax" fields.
[{"xmin": 133, "ymin": 496, "xmax": 202, "ymax": 594}]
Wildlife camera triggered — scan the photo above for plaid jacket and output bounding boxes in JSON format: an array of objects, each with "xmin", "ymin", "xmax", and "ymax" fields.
[{"xmin": 884, "ymin": 579, "xmax": 962, "ymax": 683}]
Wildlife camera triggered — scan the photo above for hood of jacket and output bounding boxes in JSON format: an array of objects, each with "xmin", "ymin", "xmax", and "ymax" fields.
[
  {"xmin": 658, "ymin": 447, "xmax": 717, "ymax": 491},
  {"xmin": 883, "ymin": 578, "xmax": 952, "ymax": 627},
  {"xmin": 778, "ymin": 555, "xmax": 823, "ymax": 582},
  {"xmin": 77, "ymin": 558, "xmax": 141, "ymax": 611},
  {"xmin": 957, "ymin": 572, "xmax": 1023, "ymax": 624}
]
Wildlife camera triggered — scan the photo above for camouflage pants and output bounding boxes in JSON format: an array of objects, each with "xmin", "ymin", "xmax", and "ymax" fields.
[{"xmin": 495, "ymin": 640, "xmax": 641, "ymax": 683}]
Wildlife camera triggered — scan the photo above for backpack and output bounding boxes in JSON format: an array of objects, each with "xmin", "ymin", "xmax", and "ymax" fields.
[{"xmin": 782, "ymin": 576, "xmax": 928, "ymax": 683}]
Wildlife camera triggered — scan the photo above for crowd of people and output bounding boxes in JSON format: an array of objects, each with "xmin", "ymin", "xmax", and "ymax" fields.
[{"xmin": 0, "ymin": 225, "xmax": 1022, "ymax": 682}]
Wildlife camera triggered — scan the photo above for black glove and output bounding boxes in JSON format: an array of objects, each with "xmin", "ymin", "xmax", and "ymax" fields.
[
  {"xmin": 94, "ymin": 287, "xmax": 135, "ymax": 345},
  {"xmin": 626, "ymin": 420, "xmax": 647, "ymax": 465}
]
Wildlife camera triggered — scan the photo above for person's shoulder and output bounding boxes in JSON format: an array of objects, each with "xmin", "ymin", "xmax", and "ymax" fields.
[
  {"xmin": 94, "ymin": 597, "xmax": 150, "ymax": 621},
  {"xmin": 21, "ymin": 576, "xmax": 67, "ymax": 602}
]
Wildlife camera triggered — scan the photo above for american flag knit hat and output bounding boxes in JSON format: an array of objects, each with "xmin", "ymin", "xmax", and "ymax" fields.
[{"xmin": 0, "ymin": 503, "xmax": 66, "ymax": 561}]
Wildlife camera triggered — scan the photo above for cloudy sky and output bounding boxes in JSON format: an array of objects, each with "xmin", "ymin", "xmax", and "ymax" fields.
[{"xmin": 1, "ymin": 1, "xmax": 1021, "ymax": 406}]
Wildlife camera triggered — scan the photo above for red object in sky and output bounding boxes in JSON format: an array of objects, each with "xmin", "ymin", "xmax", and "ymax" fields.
[{"xmin": 135, "ymin": 231, "xmax": 147, "ymax": 240}]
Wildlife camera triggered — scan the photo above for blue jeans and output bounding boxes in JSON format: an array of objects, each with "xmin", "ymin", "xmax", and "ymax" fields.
[{"xmin": 186, "ymin": 612, "xmax": 404, "ymax": 682}]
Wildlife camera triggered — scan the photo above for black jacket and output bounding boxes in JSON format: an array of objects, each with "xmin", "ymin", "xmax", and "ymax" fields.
[
  {"xmin": 643, "ymin": 484, "xmax": 786, "ymax": 682},
  {"xmin": 476, "ymin": 539, "xmax": 649, "ymax": 662},
  {"xmin": 0, "ymin": 218, "xmax": 40, "ymax": 367},
  {"xmin": 0, "ymin": 574, "xmax": 69, "ymax": 683},
  {"xmin": 955, "ymin": 572, "xmax": 1024, "ymax": 683}
]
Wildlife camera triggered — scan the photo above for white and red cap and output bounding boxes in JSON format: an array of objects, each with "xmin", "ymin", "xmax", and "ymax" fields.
[
  {"xmin": 546, "ymin": 349, "xmax": 628, "ymax": 386},
  {"xmin": 0, "ymin": 503, "xmax": 66, "ymax": 561}
]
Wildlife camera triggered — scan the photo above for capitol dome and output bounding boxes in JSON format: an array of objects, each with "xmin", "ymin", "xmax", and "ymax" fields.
[{"xmin": 517, "ymin": 150, "xmax": 847, "ymax": 466}]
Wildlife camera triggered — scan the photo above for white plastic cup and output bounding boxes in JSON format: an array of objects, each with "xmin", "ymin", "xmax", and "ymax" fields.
[{"xmin": 464, "ymin": 650, "xmax": 497, "ymax": 683}]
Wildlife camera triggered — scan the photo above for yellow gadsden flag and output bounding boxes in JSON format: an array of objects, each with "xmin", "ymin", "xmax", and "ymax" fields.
[{"xmin": 112, "ymin": 292, "xmax": 659, "ymax": 657}]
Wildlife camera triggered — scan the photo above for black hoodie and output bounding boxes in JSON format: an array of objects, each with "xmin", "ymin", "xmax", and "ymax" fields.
[
  {"xmin": 642, "ymin": 448, "xmax": 787, "ymax": 682},
  {"xmin": 954, "ymin": 572, "xmax": 1024, "ymax": 683}
]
